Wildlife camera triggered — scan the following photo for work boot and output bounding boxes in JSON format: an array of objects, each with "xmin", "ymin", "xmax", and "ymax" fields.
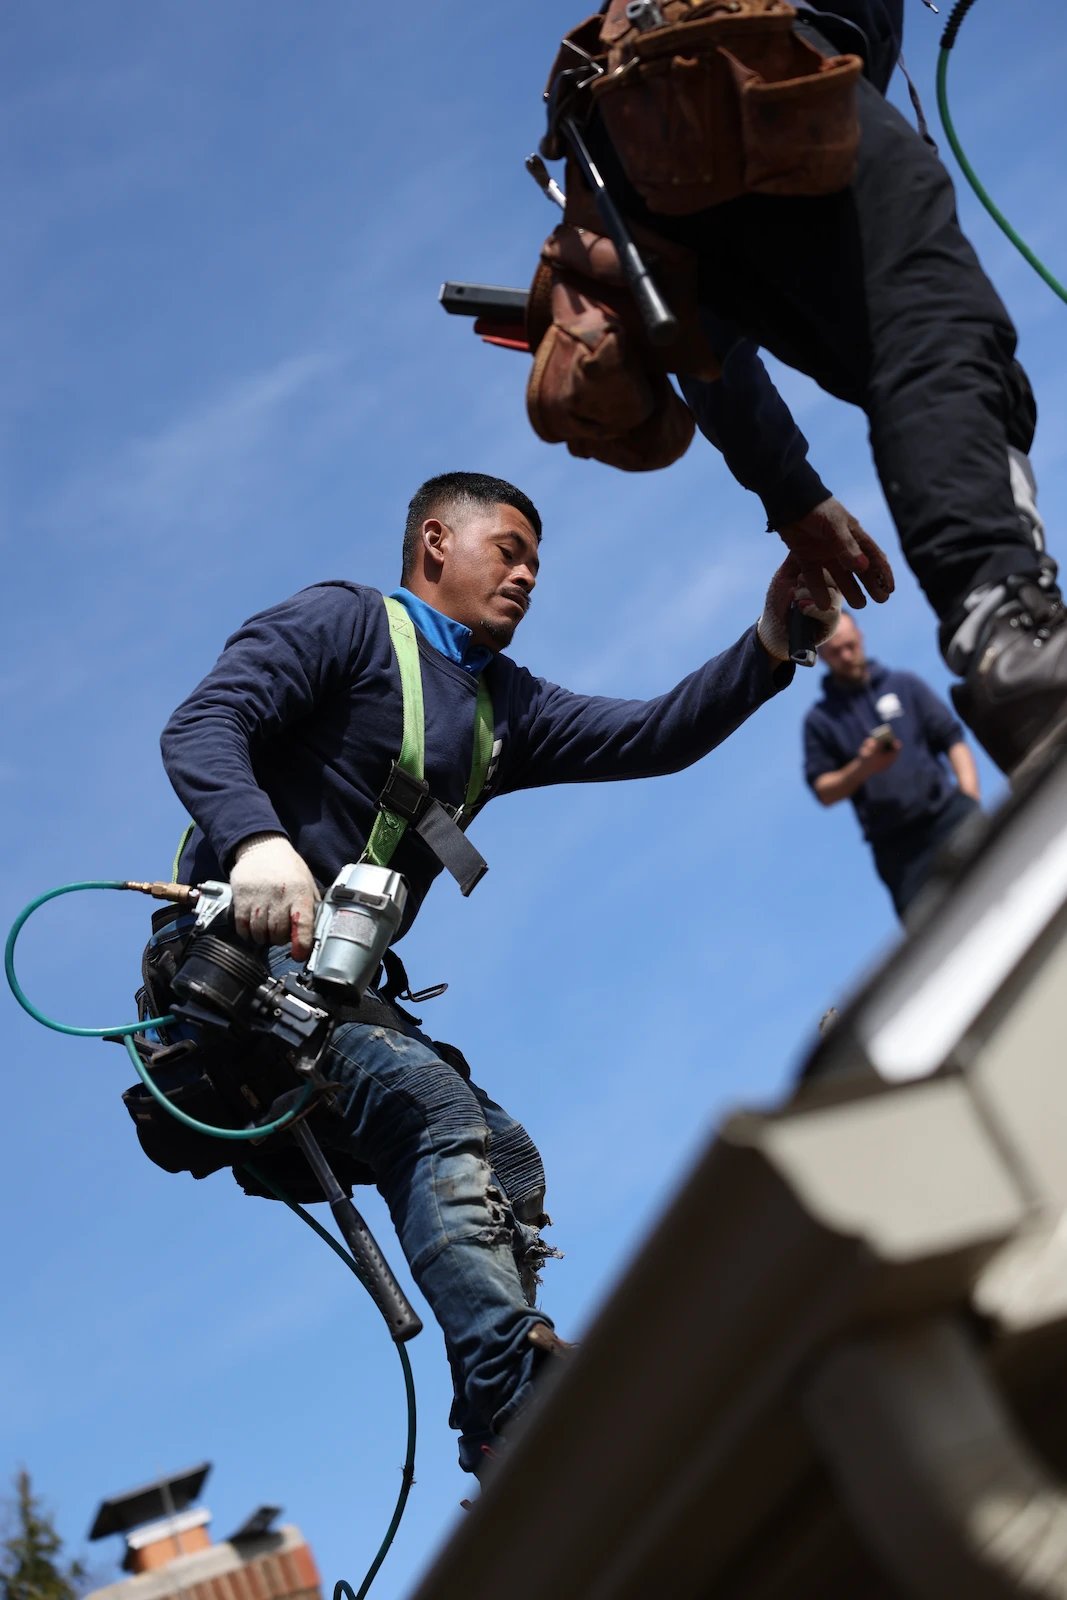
[{"xmin": 949, "ymin": 575, "xmax": 1067, "ymax": 774}]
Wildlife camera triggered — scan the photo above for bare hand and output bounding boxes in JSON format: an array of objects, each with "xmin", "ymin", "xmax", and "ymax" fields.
[
  {"xmin": 775, "ymin": 497, "xmax": 895, "ymax": 610},
  {"xmin": 857, "ymin": 734, "xmax": 902, "ymax": 774}
]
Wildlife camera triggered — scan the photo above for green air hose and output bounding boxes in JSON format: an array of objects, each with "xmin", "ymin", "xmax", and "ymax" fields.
[
  {"xmin": 6, "ymin": 880, "xmax": 417, "ymax": 1600},
  {"xmin": 244, "ymin": 1159, "xmax": 418, "ymax": 1600},
  {"xmin": 937, "ymin": 0, "xmax": 1067, "ymax": 305},
  {"xmin": 5, "ymin": 881, "xmax": 311, "ymax": 1138}
]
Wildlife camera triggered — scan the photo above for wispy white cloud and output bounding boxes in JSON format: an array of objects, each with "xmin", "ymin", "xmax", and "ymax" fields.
[
  {"xmin": 563, "ymin": 548, "xmax": 762, "ymax": 693},
  {"xmin": 41, "ymin": 349, "xmax": 352, "ymax": 549}
]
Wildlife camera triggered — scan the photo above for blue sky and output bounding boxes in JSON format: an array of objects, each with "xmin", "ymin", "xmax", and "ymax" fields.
[{"xmin": 5, "ymin": 3, "xmax": 1067, "ymax": 1596}]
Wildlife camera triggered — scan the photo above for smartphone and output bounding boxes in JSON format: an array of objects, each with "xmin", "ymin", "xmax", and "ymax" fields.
[{"xmin": 869, "ymin": 723, "xmax": 897, "ymax": 749}]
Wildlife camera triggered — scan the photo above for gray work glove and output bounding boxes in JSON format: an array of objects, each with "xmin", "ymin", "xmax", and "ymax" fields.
[
  {"xmin": 229, "ymin": 832, "xmax": 320, "ymax": 960},
  {"xmin": 774, "ymin": 495, "xmax": 894, "ymax": 610},
  {"xmin": 757, "ymin": 554, "xmax": 842, "ymax": 661}
]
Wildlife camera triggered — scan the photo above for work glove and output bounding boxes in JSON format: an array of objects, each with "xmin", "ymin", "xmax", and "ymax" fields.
[
  {"xmin": 757, "ymin": 554, "xmax": 842, "ymax": 661},
  {"xmin": 229, "ymin": 832, "xmax": 320, "ymax": 960},
  {"xmin": 774, "ymin": 496, "xmax": 895, "ymax": 610}
]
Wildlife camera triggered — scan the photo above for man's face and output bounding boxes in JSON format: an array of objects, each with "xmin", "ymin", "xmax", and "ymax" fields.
[
  {"xmin": 429, "ymin": 504, "xmax": 540, "ymax": 650},
  {"xmin": 819, "ymin": 615, "xmax": 868, "ymax": 683}
]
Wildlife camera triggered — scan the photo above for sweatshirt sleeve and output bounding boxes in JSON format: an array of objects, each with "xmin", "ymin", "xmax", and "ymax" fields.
[
  {"xmin": 678, "ymin": 324, "xmax": 831, "ymax": 528},
  {"xmin": 905, "ymin": 673, "xmax": 964, "ymax": 754},
  {"xmin": 160, "ymin": 584, "xmax": 365, "ymax": 869},
  {"xmin": 803, "ymin": 706, "xmax": 845, "ymax": 789},
  {"xmin": 499, "ymin": 626, "xmax": 793, "ymax": 793}
]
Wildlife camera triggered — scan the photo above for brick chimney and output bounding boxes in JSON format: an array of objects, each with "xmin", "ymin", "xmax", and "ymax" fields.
[{"xmin": 85, "ymin": 1466, "xmax": 321, "ymax": 1600}]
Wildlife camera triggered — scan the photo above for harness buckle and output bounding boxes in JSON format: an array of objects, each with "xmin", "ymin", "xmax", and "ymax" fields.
[{"xmin": 379, "ymin": 761, "xmax": 431, "ymax": 822}]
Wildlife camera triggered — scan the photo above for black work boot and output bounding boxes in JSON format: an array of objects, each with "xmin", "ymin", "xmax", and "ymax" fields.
[{"xmin": 950, "ymin": 576, "xmax": 1067, "ymax": 774}]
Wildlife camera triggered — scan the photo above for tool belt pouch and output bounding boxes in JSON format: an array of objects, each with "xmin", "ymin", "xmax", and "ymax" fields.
[
  {"xmin": 122, "ymin": 1054, "xmax": 242, "ymax": 1181},
  {"xmin": 569, "ymin": 0, "xmax": 862, "ymax": 216},
  {"xmin": 524, "ymin": 230, "xmax": 695, "ymax": 471}
]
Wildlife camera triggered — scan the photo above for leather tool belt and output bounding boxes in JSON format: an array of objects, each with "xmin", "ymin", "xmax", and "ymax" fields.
[{"xmin": 544, "ymin": 0, "xmax": 862, "ymax": 217}]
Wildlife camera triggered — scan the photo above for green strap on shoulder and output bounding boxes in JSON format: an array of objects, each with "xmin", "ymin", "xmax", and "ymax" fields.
[
  {"xmin": 362, "ymin": 597, "xmax": 494, "ymax": 870},
  {"xmin": 466, "ymin": 676, "xmax": 494, "ymax": 812},
  {"xmin": 387, "ymin": 595, "xmax": 426, "ymax": 780},
  {"xmin": 170, "ymin": 821, "xmax": 194, "ymax": 882}
]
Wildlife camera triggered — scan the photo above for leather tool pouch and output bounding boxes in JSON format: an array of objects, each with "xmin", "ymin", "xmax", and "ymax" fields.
[
  {"xmin": 549, "ymin": 0, "xmax": 862, "ymax": 217},
  {"xmin": 524, "ymin": 219, "xmax": 712, "ymax": 472}
]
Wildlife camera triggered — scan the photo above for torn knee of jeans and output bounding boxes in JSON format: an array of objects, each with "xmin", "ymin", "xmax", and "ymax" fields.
[
  {"xmin": 513, "ymin": 1220, "xmax": 563, "ymax": 1306},
  {"xmin": 483, "ymin": 1183, "xmax": 512, "ymax": 1241},
  {"xmin": 443, "ymin": 1183, "xmax": 514, "ymax": 1252}
]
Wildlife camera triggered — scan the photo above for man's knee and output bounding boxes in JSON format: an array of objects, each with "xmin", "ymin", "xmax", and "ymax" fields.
[{"xmin": 325, "ymin": 1021, "xmax": 492, "ymax": 1154}]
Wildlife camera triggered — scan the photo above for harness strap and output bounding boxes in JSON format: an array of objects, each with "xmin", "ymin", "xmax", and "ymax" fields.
[
  {"xmin": 361, "ymin": 596, "xmax": 493, "ymax": 893},
  {"xmin": 170, "ymin": 821, "xmax": 194, "ymax": 881}
]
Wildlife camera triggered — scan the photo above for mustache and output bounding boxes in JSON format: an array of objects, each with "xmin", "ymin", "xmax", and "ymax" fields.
[{"xmin": 499, "ymin": 586, "xmax": 531, "ymax": 613}]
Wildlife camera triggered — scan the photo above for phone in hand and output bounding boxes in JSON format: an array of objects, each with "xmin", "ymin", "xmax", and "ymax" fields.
[{"xmin": 869, "ymin": 722, "xmax": 898, "ymax": 749}]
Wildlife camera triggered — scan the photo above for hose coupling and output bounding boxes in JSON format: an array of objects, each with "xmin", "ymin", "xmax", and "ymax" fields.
[{"xmin": 122, "ymin": 880, "xmax": 200, "ymax": 905}]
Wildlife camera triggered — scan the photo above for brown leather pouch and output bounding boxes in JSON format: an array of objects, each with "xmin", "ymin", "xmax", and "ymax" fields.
[
  {"xmin": 552, "ymin": 0, "xmax": 861, "ymax": 216},
  {"xmin": 524, "ymin": 229, "xmax": 696, "ymax": 472}
]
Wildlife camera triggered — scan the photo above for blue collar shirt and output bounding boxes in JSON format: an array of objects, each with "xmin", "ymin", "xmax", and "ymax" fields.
[{"xmin": 390, "ymin": 587, "xmax": 494, "ymax": 678}]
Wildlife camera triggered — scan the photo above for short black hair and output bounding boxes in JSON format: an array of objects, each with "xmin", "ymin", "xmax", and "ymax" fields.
[{"xmin": 401, "ymin": 471, "xmax": 542, "ymax": 582}]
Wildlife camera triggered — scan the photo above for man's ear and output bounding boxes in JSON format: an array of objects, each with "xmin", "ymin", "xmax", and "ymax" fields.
[{"xmin": 421, "ymin": 518, "xmax": 448, "ymax": 572}]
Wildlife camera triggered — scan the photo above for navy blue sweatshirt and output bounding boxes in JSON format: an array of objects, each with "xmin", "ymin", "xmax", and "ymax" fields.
[
  {"xmin": 803, "ymin": 662, "xmax": 964, "ymax": 843},
  {"xmin": 162, "ymin": 583, "xmax": 792, "ymax": 938}
]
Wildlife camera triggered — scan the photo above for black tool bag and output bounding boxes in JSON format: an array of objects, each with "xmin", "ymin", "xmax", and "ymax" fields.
[
  {"xmin": 124, "ymin": 904, "xmax": 376, "ymax": 1201},
  {"xmin": 123, "ymin": 908, "xmax": 465, "ymax": 1204},
  {"xmin": 121, "ymin": 1034, "xmax": 378, "ymax": 1202},
  {"xmin": 122, "ymin": 1049, "xmax": 246, "ymax": 1180}
]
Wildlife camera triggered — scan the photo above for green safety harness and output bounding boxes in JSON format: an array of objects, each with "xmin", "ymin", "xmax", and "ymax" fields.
[{"xmin": 362, "ymin": 597, "xmax": 495, "ymax": 894}]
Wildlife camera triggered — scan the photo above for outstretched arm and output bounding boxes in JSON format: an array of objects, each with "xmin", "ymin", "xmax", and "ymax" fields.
[
  {"xmin": 501, "ymin": 560, "xmax": 839, "ymax": 792},
  {"xmin": 679, "ymin": 328, "xmax": 831, "ymax": 531}
]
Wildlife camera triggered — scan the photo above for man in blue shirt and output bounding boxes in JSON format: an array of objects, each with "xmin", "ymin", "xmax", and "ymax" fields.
[
  {"xmin": 158, "ymin": 470, "xmax": 830, "ymax": 1477},
  {"xmin": 803, "ymin": 612, "xmax": 981, "ymax": 919}
]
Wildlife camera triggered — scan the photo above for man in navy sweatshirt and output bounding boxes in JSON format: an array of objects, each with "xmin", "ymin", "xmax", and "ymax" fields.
[
  {"xmin": 804, "ymin": 612, "xmax": 981, "ymax": 920},
  {"xmin": 159, "ymin": 470, "xmax": 827, "ymax": 1477},
  {"xmin": 592, "ymin": 0, "xmax": 1064, "ymax": 778}
]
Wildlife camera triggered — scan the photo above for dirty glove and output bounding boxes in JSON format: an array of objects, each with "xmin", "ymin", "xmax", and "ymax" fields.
[
  {"xmin": 757, "ymin": 553, "xmax": 842, "ymax": 661},
  {"xmin": 774, "ymin": 496, "xmax": 894, "ymax": 610},
  {"xmin": 229, "ymin": 832, "xmax": 320, "ymax": 960}
]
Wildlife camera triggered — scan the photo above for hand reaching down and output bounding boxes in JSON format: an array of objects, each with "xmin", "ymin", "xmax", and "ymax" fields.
[{"xmin": 774, "ymin": 497, "xmax": 895, "ymax": 610}]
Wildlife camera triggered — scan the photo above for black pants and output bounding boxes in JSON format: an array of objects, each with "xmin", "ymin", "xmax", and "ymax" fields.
[
  {"xmin": 619, "ymin": 30, "xmax": 1043, "ymax": 627},
  {"xmin": 872, "ymin": 789, "xmax": 980, "ymax": 919}
]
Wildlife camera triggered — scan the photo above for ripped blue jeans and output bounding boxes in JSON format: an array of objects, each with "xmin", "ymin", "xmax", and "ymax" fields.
[{"xmin": 268, "ymin": 951, "xmax": 557, "ymax": 1474}]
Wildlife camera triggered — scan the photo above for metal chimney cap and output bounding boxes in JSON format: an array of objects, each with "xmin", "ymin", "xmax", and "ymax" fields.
[{"xmin": 88, "ymin": 1464, "xmax": 213, "ymax": 1540}]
